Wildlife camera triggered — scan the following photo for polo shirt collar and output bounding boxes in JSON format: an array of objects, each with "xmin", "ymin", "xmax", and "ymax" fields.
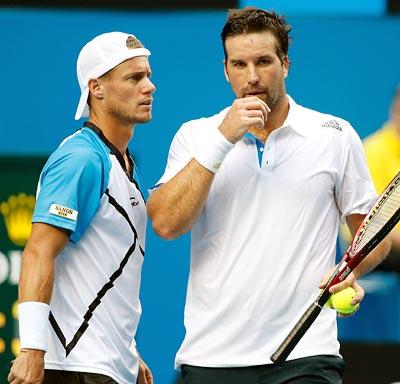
[{"xmin": 281, "ymin": 95, "xmax": 310, "ymax": 137}]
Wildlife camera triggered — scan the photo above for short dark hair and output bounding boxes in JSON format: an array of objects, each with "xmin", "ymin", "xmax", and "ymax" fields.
[{"xmin": 221, "ymin": 7, "xmax": 292, "ymax": 62}]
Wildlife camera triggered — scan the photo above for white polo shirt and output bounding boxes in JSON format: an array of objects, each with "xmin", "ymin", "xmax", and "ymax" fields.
[{"xmin": 155, "ymin": 96, "xmax": 377, "ymax": 368}]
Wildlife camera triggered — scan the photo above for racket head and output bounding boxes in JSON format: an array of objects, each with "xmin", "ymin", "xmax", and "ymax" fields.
[{"xmin": 350, "ymin": 172, "xmax": 400, "ymax": 258}]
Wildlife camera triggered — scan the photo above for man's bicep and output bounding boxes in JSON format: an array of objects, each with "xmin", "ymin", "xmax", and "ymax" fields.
[{"xmin": 25, "ymin": 223, "xmax": 69, "ymax": 259}]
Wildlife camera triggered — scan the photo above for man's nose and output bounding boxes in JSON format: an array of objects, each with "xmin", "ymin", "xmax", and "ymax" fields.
[
  {"xmin": 247, "ymin": 65, "xmax": 260, "ymax": 85},
  {"xmin": 144, "ymin": 77, "xmax": 156, "ymax": 94}
]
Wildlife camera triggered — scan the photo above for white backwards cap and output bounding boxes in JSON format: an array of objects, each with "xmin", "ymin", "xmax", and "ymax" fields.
[{"xmin": 75, "ymin": 32, "xmax": 151, "ymax": 120}]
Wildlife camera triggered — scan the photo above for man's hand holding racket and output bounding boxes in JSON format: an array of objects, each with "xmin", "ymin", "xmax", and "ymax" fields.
[
  {"xmin": 270, "ymin": 171, "xmax": 400, "ymax": 364},
  {"xmin": 319, "ymin": 270, "xmax": 364, "ymax": 318}
]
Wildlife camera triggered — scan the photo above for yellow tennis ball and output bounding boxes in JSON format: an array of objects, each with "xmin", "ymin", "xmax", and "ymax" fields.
[{"xmin": 331, "ymin": 287, "xmax": 359, "ymax": 314}]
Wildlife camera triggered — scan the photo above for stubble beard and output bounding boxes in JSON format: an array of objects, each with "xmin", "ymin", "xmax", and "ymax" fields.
[
  {"xmin": 133, "ymin": 111, "xmax": 152, "ymax": 124},
  {"xmin": 109, "ymin": 106, "xmax": 151, "ymax": 125},
  {"xmin": 262, "ymin": 85, "xmax": 282, "ymax": 110}
]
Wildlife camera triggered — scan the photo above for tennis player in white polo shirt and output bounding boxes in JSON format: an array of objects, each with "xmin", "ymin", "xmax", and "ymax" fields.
[
  {"xmin": 8, "ymin": 32, "xmax": 155, "ymax": 384},
  {"xmin": 148, "ymin": 8, "xmax": 390, "ymax": 384}
]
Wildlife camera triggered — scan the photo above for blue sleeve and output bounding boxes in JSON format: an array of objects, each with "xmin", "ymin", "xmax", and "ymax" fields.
[{"xmin": 32, "ymin": 143, "xmax": 109, "ymax": 243}]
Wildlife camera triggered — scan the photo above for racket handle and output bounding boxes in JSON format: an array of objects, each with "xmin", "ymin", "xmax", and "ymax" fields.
[{"xmin": 270, "ymin": 301, "xmax": 323, "ymax": 364}]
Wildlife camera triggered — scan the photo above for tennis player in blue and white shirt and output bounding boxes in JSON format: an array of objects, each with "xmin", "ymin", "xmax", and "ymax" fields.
[{"xmin": 8, "ymin": 32, "xmax": 155, "ymax": 384}]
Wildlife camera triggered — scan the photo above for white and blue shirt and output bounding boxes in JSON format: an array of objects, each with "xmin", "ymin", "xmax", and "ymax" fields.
[{"xmin": 32, "ymin": 122, "xmax": 146, "ymax": 384}]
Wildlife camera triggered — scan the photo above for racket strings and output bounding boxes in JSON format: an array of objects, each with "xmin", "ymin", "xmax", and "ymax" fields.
[{"xmin": 352, "ymin": 177, "xmax": 400, "ymax": 254}]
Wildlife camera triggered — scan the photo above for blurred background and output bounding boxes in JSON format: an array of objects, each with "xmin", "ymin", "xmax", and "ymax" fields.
[{"xmin": 0, "ymin": 0, "xmax": 400, "ymax": 383}]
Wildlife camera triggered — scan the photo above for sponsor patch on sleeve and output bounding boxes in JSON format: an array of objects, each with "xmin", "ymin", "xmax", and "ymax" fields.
[{"xmin": 49, "ymin": 204, "xmax": 78, "ymax": 221}]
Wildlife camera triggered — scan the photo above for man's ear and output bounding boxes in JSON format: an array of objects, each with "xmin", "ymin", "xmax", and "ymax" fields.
[
  {"xmin": 88, "ymin": 78, "xmax": 104, "ymax": 100},
  {"xmin": 223, "ymin": 60, "xmax": 230, "ymax": 83},
  {"xmin": 282, "ymin": 56, "xmax": 290, "ymax": 79}
]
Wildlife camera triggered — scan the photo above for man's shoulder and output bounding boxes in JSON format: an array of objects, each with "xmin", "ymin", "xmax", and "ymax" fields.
[
  {"xmin": 60, "ymin": 128, "xmax": 108, "ymax": 152},
  {"xmin": 296, "ymin": 102, "xmax": 353, "ymax": 135},
  {"xmin": 45, "ymin": 128, "xmax": 110, "ymax": 172}
]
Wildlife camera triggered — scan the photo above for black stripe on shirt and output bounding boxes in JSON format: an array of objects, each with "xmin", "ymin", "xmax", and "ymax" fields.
[{"xmin": 49, "ymin": 189, "xmax": 144, "ymax": 356}]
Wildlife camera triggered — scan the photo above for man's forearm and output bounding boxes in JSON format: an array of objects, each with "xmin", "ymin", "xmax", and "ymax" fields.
[
  {"xmin": 17, "ymin": 248, "xmax": 54, "ymax": 353},
  {"xmin": 353, "ymin": 236, "xmax": 392, "ymax": 278},
  {"xmin": 147, "ymin": 158, "xmax": 215, "ymax": 239},
  {"xmin": 17, "ymin": 223, "xmax": 69, "ymax": 353},
  {"xmin": 19, "ymin": 248, "xmax": 55, "ymax": 304},
  {"xmin": 390, "ymin": 230, "xmax": 400, "ymax": 252},
  {"xmin": 18, "ymin": 223, "xmax": 68, "ymax": 303}
]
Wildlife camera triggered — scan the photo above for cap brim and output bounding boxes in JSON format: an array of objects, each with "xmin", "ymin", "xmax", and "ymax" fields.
[{"xmin": 75, "ymin": 87, "xmax": 89, "ymax": 120}]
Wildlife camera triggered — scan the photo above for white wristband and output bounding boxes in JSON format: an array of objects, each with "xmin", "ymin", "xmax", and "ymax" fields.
[
  {"xmin": 18, "ymin": 302, "xmax": 50, "ymax": 352},
  {"xmin": 195, "ymin": 129, "xmax": 234, "ymax": 173}
]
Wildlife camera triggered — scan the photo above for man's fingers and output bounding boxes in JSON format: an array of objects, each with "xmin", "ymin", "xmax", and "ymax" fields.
[
  {"xmin": 242, "ymin": 95, "xmax": 271, "ymax": 108},
  {"xmin": 327, "ymin": 271, "xmax": 356, "ymax": 294},
  {"xmin": 246, "ymin": 110, "xmax": 265, "ymax": 119},
  {"xmin": 247, "ymin": 117, "xmax": 265, "ymax": 130},
  {"xmin": 248, "ymin": 99, "xmax": 270, "ymax": 121},
  {"xmin": 319, "ymin": 276, "xmax": 329, "ymax": 289},
  {"xmin": 241, "ymin": 97, "xmax": 271, "ymax": 121},
  {"xmin": 350, "ymin": 281, "xmax": 364, "ymax": 304},
  {"xmin": 243, "ymin": 99, "xmax": 270, "ymax": 113},
  {"xmin": 244, "ymin": 106, "xmax": 268, "ymax": 129},
  {"xmin": 259, "ymin": 99, "xmax": 271, "ymax": 117},
  {"xmin": 7, "ymin": 371, "xmax": 14, "ymax": 383},
  {"xmin": 328, "ymin": 280, "xmax": 348, "ymax": 294},
  {"xmin": 328, "ymin": 278, "xmax": 355, "ymax": 294},
  {"xmin": 9, "ymin": 375, "xmax": 23, "ymax": 384},
  {"xmin": 146, "ymin": 371, "xmax": 153, "ymax": 384}
]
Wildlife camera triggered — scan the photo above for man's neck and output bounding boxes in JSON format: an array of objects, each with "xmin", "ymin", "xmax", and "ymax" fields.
[{"xmin": 88, "ymin": 113, "xmax": 134, "ymax": 155}]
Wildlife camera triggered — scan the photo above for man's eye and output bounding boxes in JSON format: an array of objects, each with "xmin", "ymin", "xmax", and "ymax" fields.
[{"xmin": 258, "ymin": 59, "xmax": 271, "ymax": 65}]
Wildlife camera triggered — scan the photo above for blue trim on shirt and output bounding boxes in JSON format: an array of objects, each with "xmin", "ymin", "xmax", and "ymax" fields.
[
  {"xmin": 244, "ymin": 132, "xmax": 263, "ymax": 167},
  {"xmin": 33, "ymin": 128, "xmax": 111, "ymax": 243}
]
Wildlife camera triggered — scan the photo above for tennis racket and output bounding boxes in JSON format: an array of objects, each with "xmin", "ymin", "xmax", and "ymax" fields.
[{"xmin": 271, "ymin": 171, "xmax": 400, "ymax": 365}]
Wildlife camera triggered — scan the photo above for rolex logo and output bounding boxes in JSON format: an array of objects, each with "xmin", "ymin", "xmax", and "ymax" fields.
[{"xmin": 0, "ymin": 193, "xmax": 35, "ymax": 247}]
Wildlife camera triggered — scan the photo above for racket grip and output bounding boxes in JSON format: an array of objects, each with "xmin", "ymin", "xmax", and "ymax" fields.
[{"xmin": 270, "ymin": 301, "xmax": 323, "ymax": 364}]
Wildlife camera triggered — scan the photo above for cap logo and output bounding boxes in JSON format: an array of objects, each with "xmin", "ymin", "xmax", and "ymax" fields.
[{"xmin": 126, "ymin": 35, "xmax": 137, "ymax": 49}]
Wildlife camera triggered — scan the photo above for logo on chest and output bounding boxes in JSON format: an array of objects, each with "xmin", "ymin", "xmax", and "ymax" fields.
[{"xmin": 130, "ymin": 196, "xmax": 139, "ymax": 207}]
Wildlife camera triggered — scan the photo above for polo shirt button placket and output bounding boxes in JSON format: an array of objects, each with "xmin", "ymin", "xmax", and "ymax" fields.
[{"xmin": 265, "ymin": 136, "xmax": 275, "ymax": 168}]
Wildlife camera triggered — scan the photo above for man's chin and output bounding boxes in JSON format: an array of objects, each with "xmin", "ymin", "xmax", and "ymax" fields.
[{"xmin": 132, "ymin": 113, "xmax": 152, "ymax": 124}]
